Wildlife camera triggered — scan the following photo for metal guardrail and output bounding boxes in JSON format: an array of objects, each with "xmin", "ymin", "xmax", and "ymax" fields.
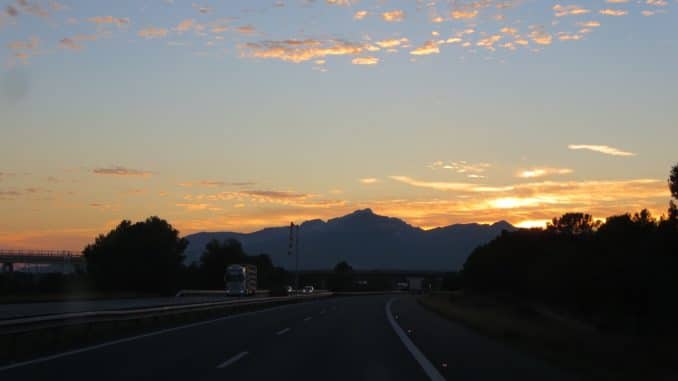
[
  {"xmin": 175, "ymin": 289, "xmax": 272, "ymax": 297},
  {"xmin": 0, "ymin": 250, "xmax": 81, "ymax": 258},
  {"xmin": 0, "ymin": 292, "xmax": 333, "ymax": 334}
]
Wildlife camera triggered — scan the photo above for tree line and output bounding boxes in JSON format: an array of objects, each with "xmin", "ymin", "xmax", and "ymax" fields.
[
  {"xmin": 1, "ymin": 217, "xmax": 292, "ymax": 296},
  {"xmin": 462, "ymin": 163, "xmax": 678, "ymax": 334}
]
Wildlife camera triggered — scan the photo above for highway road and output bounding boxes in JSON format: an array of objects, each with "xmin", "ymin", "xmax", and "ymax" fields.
[
  {"xmin": 0, "ymin": 295, "xmax": 242, "ymax": 320},
  {"xmin": 0, "ymin": 295, "xmax": 573, "ymax": 380}
]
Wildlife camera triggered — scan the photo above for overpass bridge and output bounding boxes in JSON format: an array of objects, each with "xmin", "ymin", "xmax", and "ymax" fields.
[{"xmin": 0, "ymin": 250, "xmax": 84, "ymax": 273}]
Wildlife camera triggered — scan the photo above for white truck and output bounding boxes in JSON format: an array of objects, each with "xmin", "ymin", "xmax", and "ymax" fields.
[
  {"xmin": 407, "ymin": 277, "xmax": 425, "ymax": 294},
  {"xmin": 224, "ymin": 264, "xmax": 257, "ymax": 296}
]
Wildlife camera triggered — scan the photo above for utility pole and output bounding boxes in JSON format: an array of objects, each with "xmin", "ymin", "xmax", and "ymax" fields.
[{"xmin": 295, "ymin": 224, "xmax": 300, "ymax": 291}]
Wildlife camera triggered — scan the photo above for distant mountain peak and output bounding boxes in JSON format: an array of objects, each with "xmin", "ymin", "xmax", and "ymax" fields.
[
  {"xmin": 351, "ymin": 208, "xmax": 375, "ymax": 215},
  {"xmin": 491, "ymin": 220, "xmax": 515, "ymax": 230}
]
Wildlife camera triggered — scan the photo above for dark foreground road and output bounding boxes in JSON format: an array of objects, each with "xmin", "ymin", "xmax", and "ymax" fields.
[{"xmin": 0, "ymin": 295, "xmax": 573, "ymax": 381}]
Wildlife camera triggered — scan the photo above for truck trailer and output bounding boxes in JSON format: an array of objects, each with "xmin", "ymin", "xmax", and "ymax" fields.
[{"xmin": 225, "ymin": 264, "xmax": 257, "ymax": 296}]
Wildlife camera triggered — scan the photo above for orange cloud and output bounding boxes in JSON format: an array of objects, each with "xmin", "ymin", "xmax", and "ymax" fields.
[
  {"xmin": 553, "ymin": 4, "xmax": 590, "ymax": 17},
  {"xmin": 410, "ymin": 41, "xmax": 440, "ymax": 55},
  {"xmin": 451, "ymin": 10, "xmax": 478, "ymax": 20},
  {"xmin": 599, "ymin": 9, "xmax": 628, "ymax": 16},
  {"xmin": 92, "ymin": 166, "xmax": 153, "ymax": 177},
  {"xmin": 138, "ymin": 27, "xmax": 168, "ymax": 39},
  {"xmin": 382, "ymin": 10, "xmax": 405, "ymax": 22},
  {"xmin": 241, "ymin": 39, "xmax": 365, "ymax": 63},
  {"xmin": 88, "ymin": 16, "xmax": 130, "ymax": 26},
  {"xmin": 517, "ymin": 168, "xmax": 574, "ymax": 178},
  {"xmin": 352, "ymin": 56, "xmax": 379, "ymax": 65}
]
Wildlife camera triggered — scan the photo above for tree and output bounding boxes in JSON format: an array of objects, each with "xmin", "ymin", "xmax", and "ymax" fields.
[
  {"xmin": 547, "ymin": 213, "xmax": 599, "ymax": 234},
  {"xmin": 333, "ymin": 261, "xmax": 353, "ymax": 273},
  {"xmin": 330, "ymin": 261, "xmax": 354, "ymax": 291},
  {"xmin": 199, "ymin": 239, "xmax": 247, "ymax": 289},
  {"xmin": 667, "ymin": 164, "xmax": 678, "ymax": 224},
  {"xmin": 83, "ymin": 217, "xmax": 187, "ymax": 293},
  {"xmin": 669, "ymin": 163, "xmax": 678, "ymax": 200}
]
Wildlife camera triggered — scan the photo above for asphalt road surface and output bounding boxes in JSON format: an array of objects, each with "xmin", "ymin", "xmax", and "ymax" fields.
[
  {"xmin": 0, "ymin": 295, "xmax": 574, "ymax": 381},
  {"xmin": 0, "ymin": 295, "xmax": 241, "ymax": 320}
]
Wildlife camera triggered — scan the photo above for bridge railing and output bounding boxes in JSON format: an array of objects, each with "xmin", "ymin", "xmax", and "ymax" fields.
[{"xmin": 0, "ymin": 249, "xmax": 81, "ymax": 258}]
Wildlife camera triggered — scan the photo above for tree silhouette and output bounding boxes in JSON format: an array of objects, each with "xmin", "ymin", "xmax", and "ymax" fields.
[
  {"xmin": 464, "ymin": 208, "xmax": 678, "ymax": 334},
  {"xmin": 330, "ymin": 261, "xmax": 354, "ymax": 291},
  {"xmin": 199, "ymin": 239, "xmax": 247, "ymax": 289},
  {"xmin": 547, "ymin": 212, "xmax": 599, "ymax": 234},
  {"xmin": 670, "ymin": 163, "xmax": 678, "ymax": 200},
  {"xmin": 83, "ymin": 217, "xmax": 187, "ymax": 293},
  {"xmin": 334, "ymin": 261, "xmax": 353, "ymax": 273}
]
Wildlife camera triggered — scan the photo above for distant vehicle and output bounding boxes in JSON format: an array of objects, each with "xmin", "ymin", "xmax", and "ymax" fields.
[
  {"xmin": 407, "ymin": 277, "xmax": 425, "ymax": 294},
  {"xmin": 395, "ymin": 281, "xmax": 409, "ymax": 290},
  {"xmin": 302, "ymin": 285, "xmax": 314, "ymax": 294},
  {"xmin": 285, "ymin": 285, "xmax": 293, "ymax": 295},
  {"xmin": 225, "ymin": 264, "xmax": 257, "ymax": 296}
]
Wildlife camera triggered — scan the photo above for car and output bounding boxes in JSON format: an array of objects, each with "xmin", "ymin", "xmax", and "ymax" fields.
[
  {"xmin": 302, "ymin": 285, "xmax": 314, "ymax": 294},
  {"xmin": 285, "ymin": 285, "xmax": 293, "ymax": 295}
]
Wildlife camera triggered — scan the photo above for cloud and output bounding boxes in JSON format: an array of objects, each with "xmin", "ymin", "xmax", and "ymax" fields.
[
  {"xmin": 382, "ymin": 10, "xmax": 405, "ymax": 22},
  {"xmin": 568, "ymin": 144, "xmax": 636, "ymax": 157},
  {"xmin": 352, "ymin": 56, "xmax": 379, "ymax": 65},
  {"xmin": 410, "ymin": 41, "xmax": 440, "ymax": 55},
  {"xmin": 175, "ymin": 19, "xmax": 197, "ymax": 32},
  {"xmin": 577, "ymin": 21, "xmax": 601, "ymax": 27},
  {"xmin": 451, "ymin": 10, "xmax": 478, "ymax": 19},
  {"xmin": 516, "ymin": 168, "xmax": 574, "ymax": 178},
  {"xmin": 428, "ymin": 161, "xmax": 491, "ymax": 175},
  {"xmin": 138, "ymin": 27, "xmax": 168, "ymax": 39},
  {"xmin": 199, "ymin": 180, "xmax": 225, "ymax": 187},
  {"xmin": 326, "ymin": 0, "xmax": 355, "ymax": 6},
  {"xmin": 176, "ymin": 202, "xmax": 212, "ymax": 211},
  {"xmin": 599, "ymin": 9, "xmax": 628, "ymax": 16},
  {"xmin": 353, "ymin": 10, "xmax": 368, "ymax": 20},
  {"xmin": 375, "ymin": 38, "xmax": 408, "ymax": 48},
  {"xmin": 390, "ymin": 176, "xmax": 512, "ymax": 192},
  {"xmin": 59, "ymin": 38, "xmax": 83, "ymax": 50},
  {"xmin": 529, "ymin": 26, "xmax": 553, "ymax": 45},
  {"xmin": 8, "ymin": 37, "xmax": 40, "ymax": 51},
  {"xmin": 360, "ymin": 178, "xmax": 379, "ymax": 184},
  {"xmin": 553, "ymin": 4, "xmax": 591, "ymax": 17},
  {"xmin": 92, "ymin": 166, "xmax": 153, "ymax": 176},
  {"xmin": 6, "ymin": 5, "xmax": 19, "ymax": 17},
  {"xmin": 88, "ymin": 16, "xmax": 130, "ymax": 26},
  {"xmin": 192, "ymin": 4, "xmax": 211, "ymax": 14},
  {"xmin": 240, "ymin": 190, "xmax": 309, "ymax": 199},
  {"xmin": 235, "ymin": 25, "xmax": 256, "ymax": 34},
  {"xmin": 240, "ymin": 39, "xmax": 365, "ymax": 63}
]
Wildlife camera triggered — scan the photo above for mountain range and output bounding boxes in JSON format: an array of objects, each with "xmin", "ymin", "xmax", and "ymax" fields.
[{"xmin": 184, "ymin": 208, "xmax": 515, "ymax": 271}]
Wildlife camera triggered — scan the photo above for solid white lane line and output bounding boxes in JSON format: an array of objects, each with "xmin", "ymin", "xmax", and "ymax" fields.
[
  {"xmin": 276, "ymin": 328, "xmax": 291, "ymax": 335},
  {"xmin": 385, "ymin": 298, "xmax": 446, "ymax": 381},
  {"xmin": 217, "ymin": 351, "xmax": 249, "ymax": 369},
  {"xmin": 303, "ymin": 316, "xmax": 312, "ymax": 322},
  {"xmin": 0, "ymin": 303, "xmax": 294, "ymax": 373}
]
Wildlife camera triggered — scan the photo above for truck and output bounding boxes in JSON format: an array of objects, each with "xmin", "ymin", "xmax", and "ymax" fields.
[
  {"xmin": 224, "ymin": 264, "xmax": 257, "ymax": 296},
  {"xmin": 407, "ymin": 277, "xmax": 425, "ymax": 294}
]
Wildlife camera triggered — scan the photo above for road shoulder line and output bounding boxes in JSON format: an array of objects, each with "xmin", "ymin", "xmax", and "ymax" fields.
[
  {"xmin": 217, "ymin": 351, "xmax": 249, "ymax": 369},
  {"xmin": 385, "ymin": 298, "xmax": 446, "ymax": 381}
]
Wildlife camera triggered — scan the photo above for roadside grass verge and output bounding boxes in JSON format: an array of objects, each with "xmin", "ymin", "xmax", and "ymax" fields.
[{"xmin": 418, "ymin": 292, "xmax": 676, "ymax": 381}]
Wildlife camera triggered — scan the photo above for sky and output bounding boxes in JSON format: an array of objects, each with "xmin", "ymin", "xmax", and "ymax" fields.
[{"xmin": 1, "ymin": 0, "xmax": 677, "ymax": 250}]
